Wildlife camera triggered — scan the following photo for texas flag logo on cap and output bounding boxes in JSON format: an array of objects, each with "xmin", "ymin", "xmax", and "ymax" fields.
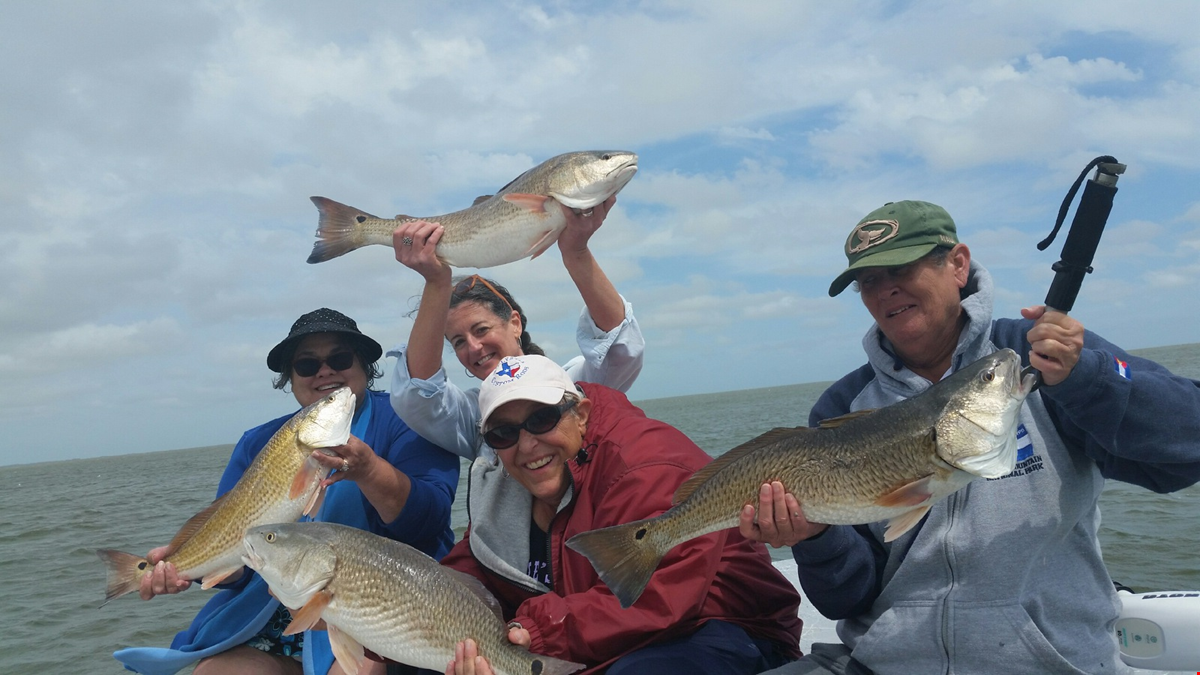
[{"xmin": 488, "ymin": 355, "xmax": 529, "ymax": 387}]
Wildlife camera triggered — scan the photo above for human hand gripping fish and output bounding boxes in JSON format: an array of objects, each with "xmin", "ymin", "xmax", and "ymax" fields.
[
  {"xmin": 95, "ymin": 388, "xmax": 356, "ymax": 605},
  {"xmin": 307, "ymin": 150, "xmax": 637, "ymax": 269}
]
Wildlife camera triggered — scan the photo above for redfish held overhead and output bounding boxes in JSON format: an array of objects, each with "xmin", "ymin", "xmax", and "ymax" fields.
[{"xmin": 307, "ymin": 150, "xmax": 638, "ymax": 268}]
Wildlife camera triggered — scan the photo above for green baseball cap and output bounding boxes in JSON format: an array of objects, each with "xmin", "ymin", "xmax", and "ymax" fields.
[{"xmin": 828, "ymin": 200, "xmax": 959, "ymax": 296}]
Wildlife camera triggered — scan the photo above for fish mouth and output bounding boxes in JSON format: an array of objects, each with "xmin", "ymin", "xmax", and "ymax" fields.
[
  {"xmin": 1019, "ymin": 365, "xmax": 1041, "ymax": 394},
  {"xmin": 608, "ymin": 159, "xmax": 638, "ymax": 177},
  {"xmin": 241, "ymin": 539, "xmax": 264, "ymax": 570}
]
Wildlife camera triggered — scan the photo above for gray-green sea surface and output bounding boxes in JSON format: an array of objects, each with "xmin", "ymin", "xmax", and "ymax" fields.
[{"xmin": 3, "ymin": 343, "xmax": 1197, "ymax": 674}]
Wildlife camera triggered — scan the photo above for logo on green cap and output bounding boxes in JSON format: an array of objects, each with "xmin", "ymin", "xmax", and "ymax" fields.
[{"xmin": 847, "ymin": 220, "xmax": 900, "ymax": 255}]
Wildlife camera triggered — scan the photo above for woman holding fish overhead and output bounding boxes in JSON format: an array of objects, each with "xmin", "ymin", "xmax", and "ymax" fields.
[
  {"xmin": 389, "ymin": 196, "xmax": 644, "ymax": 460},
  {"xmin": 437, "ymin": 354, "xmax": 801, "ymax": 675},
  {"xmin": 112, "ymin": 309, "xmax": 460, "ymax": 675}
]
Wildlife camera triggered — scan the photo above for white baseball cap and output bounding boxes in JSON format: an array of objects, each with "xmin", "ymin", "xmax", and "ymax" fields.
[{"xmin": 478, "ymin": 354, "xmax": 577, "ymax": 430}]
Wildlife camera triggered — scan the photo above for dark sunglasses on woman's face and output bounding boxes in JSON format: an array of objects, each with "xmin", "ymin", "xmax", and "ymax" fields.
[
  {"xmin": 292, "ymin": 351, "xmax": 355, "ymax": 377},
  {"xmin": 484, "ymin": 400, "xmax": 577, "ymax": 450}
]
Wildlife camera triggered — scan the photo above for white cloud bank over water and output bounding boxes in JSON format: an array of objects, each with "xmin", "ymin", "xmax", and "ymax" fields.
[{"xmin": 2, "ymin": 0, "xmax": 1198, "ymax": 464}]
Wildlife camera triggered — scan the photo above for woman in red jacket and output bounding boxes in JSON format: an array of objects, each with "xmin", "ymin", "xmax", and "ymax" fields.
[{"xmin": 440, "ymin": 354, "xmax": 803, "ymax": 675}]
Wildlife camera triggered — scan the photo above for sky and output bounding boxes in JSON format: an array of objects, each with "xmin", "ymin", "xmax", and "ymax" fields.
[{"xmin": 3, "ymin": 0, "xmax": 1198, "ymax": 466}]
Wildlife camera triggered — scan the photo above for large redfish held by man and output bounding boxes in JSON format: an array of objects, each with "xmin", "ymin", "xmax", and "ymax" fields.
[
  {"xmin": 567, "ymin": 349, "xmax": 1038, "ymax": 608},
  {"xmin": 95, "ymin": 387, "xmax": 355, "ymax": 605}
]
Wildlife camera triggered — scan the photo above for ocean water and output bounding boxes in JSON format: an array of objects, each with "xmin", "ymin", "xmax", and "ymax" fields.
[{"xmin": 3, "ymin": 343, "xmax": 1197, "ymax": 674}]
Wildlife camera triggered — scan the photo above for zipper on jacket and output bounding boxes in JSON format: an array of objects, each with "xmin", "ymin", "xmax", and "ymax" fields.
[{"xmin": 940, "ymin": 490, "xmax": 960, "ymax": 674}]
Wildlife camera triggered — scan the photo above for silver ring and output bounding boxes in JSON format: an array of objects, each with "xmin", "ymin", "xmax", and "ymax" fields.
[
  {"xmin": 581, "ymin": 208, "xmax": 594, "ymax": 217},
  {"xmin": 340, "ymin": 459, "xmax": 349, "ymax": 473},
  {"xmin": 401, "ymin": 236, "xmax": 414, "ymax": 246}
]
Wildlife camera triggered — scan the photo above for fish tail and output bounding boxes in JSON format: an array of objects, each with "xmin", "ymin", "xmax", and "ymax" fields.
[
  {"xmin": 565, "ymin": 517, "xmax": 668, "ymax": 609},
  {"xmin": 95, "ymin": 549, "xmax": 150, "ymax": 606},
  {"xmin": 528, "ymin": 653, "xmax": 586, "ymax": 675},
  {"xmin": 308, "ymin": 196, "xmax": 374, "ymax": 263}
]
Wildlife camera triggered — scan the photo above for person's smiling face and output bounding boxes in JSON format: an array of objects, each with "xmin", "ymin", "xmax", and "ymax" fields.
[
  {"xmin": 289, "ymin": 333, "xmax": 367, "ymax": 409},
  {"xmin": 856, "ymin": 244, "xmax": 970, "ymax": 369},
  {"xmin": 487, "ymin": 397, "xmax": 591, "ymax": 509},
  {"xmin": 445, "ymin": 300, "xmax": 523, "ymax": 380}
]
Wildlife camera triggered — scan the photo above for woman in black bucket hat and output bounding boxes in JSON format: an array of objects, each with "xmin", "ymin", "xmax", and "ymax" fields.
[{"xmin": 113, "ymin": 308, "xmax": 460, "ymax": 675}]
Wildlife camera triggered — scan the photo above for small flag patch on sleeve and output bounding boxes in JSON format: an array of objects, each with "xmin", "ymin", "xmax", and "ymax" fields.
[{"xmin": 1113, "ymin": 357, "xmax": 1131, "ymax": 380}]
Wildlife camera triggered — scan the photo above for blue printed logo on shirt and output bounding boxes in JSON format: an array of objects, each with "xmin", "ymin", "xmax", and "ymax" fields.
[{"xmin": 1016, "ymin": 423, "xmax": 1033, "ymax": 462}]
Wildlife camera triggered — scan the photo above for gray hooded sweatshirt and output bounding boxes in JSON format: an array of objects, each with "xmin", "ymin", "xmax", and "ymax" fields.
[{"xmin": 791, "ymin": 263, "xmax": 1200, "ymax": 674}]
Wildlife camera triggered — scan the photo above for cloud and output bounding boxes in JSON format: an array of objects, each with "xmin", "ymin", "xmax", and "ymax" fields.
[{"xmin": 3, "ymin": 1, "xmax": 1199, "ymax": 465}]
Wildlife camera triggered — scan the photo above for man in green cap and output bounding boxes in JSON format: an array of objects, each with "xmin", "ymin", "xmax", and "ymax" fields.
[{"xmin": 740, "ymin": 200, "xmax": 1200, "ymax": 674}]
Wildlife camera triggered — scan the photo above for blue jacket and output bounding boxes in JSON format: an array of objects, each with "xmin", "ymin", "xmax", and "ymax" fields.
[
  {"xmin": 792, "ymin": 263, "xmax": 1200, "ymax": 674},
  {"xmin": 114, "ymin": 390, "xmax": 460, "ymax": 675}
]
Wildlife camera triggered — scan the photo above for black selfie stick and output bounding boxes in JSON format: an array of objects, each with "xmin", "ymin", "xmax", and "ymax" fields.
[
  {"xmin": 1021, "ymin": 156, "xmax": 1127, "ymax": 385},
  {"xmin": 1036, "ymin": 156, "xmax": 1127, "ymax": 313}
]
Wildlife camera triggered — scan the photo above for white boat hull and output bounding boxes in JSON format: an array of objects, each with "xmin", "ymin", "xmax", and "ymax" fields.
[{"xmin": 773, "ymin": 560, "xmax": 1200, "ymax": 673}]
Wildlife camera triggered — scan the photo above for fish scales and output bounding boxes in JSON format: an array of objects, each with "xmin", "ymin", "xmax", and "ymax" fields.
[
  {"xmin": 307, "ymin": 150, "xmax": 638, "ymax": 268},
  {"xmin": 96, "ymin": 388, "xmax": 354, "ymax": 604},
  {"xmin": 566, "ymin": 349, "xmax": 1036, "ymax": 608},
  {"xmin": 244, "ymin": 522, "xmax": 583, "ymax": 675}
]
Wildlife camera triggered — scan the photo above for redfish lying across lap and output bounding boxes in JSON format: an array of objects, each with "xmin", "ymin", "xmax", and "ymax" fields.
[{"xmin": 243, "ymin": 522, "xmax": 584, "ymax": 675}]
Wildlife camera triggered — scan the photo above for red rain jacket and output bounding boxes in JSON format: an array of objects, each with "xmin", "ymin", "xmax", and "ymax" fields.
[{"xmin": 441, "ymin": 382, "xmax": 803, "ymax": 672}]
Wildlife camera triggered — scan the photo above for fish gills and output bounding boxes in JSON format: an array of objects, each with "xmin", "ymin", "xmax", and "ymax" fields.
[
  {"xmin": 567, "ymin": 349, "xmax": 1035, "ymax": 608},
  {"xmin": 95, "ymin": 387, "xmax": 355, "ymax": 605},
  {"xmin": 243, "ymin": 522, "xmax": 584, "ymax": 675}
]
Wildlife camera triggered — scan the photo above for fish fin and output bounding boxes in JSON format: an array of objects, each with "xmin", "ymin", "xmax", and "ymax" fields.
[
  {"xmin": 445, "ymin": 568, "xmax": 505, "ymax": 621},
  {"xmin": 199, "ymin": 566, "xmax": 240, "ymax": 590},
  {"xmin": 162, "ymin": 493, "xmax": 231, "ymax": 557},
  {"xmin": 327, "ymin": 623, "xmax": 365, "ymax": 675},
  {"xmin": 816, "ymin": 409, "xmax": 878, "ymax": 429},
  {"xmin": 526, "ymin": 228, "xmax": 561, "ymax": 260},
  {"xmin": 393, "ymin": 213, "xmax": 413, "ymax": 220},
  {"xmin": 471, "ymin": 195, "xmax": 492, "ymax": 206},
  {"xmin": 674, "ymin": 426, "xmax": 810, "ymax": 504},
  {"xmin": 284, "ymin": 589, "xmax": 333, "ymax": 636},
  {"xmin": 530, "ymin": 654, "xmax": 587, "ymax": 675},
  {"xmin": 875, "ymin": 475, "xmax": 935, "ymax": 508},
  {"xmin": 308, "ymin": 196, "xmax": 381, "ymax": 264},
  {"xmin": 95, "ymin": 549, "xmax": 151, "ymax": 606},
  {"xmin": 502, "ymin": 192, "xmax": 551, "ymax": 213},
  {"xmin": 303, "ymin": 482, "xmax": 327, "ymax": 518},
  {"xmin": 290, "ymin": 455, "xmax": 326, "ymax": 501},
  {"xmin": 884, "ymin": 505, "xmax": 931, "ymax": 542},
  {"xmin": 565, "ymin": 516, "xmax": 665, "ymax": 608}
]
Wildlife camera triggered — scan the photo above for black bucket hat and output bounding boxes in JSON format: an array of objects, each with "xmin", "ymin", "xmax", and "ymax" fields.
[{"xmin": 266, "ymin": 308, "xmax": 383, "ymax": 373}]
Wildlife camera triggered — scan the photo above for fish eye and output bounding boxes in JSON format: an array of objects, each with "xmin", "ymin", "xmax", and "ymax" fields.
[
  {"xmin": 982, "ymin": 369, "xmax": 995, "ymax": 382},
  {"xmin": 265, "ymin": 532, "xmax": 276, "ymax": 543},
  {"xmin": 601, "ymin": 153, "xmax": 612, "ymax": 160}
]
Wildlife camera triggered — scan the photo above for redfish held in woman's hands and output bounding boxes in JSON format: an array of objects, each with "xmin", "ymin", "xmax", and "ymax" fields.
[
  {"xmin": 307, "ymin": 150, "xmax": 637, "ymax": 267},
  {"xmin": 243, "ymin": 522, "xmax": 584, "ymax": 675},
  {"xmin": 95, "ymin": 387, "xmax": 356, "ymax": 605},
  {"xmin": 567, "ymin": 349, "xmax": 1039, "ymax": 608}
]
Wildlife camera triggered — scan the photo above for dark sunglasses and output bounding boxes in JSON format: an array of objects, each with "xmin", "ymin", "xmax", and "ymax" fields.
[
  {"xmin": 484, "ymin": 400, "xmax": 577, "ymax": 450},
  {"xmin": 453, "ymin": 275, "xmax": 513, "ymax": 313},
  {"xmin": 292, "ymin": 351, "xmax": 355, "ymax": 377}
]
